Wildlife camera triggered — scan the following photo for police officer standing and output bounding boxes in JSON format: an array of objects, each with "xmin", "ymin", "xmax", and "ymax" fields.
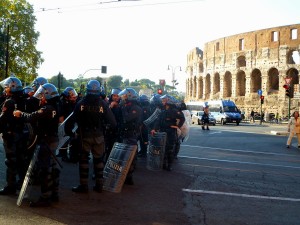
[
  {"xmin": 14, "ymin": 83, "xmax": 61, "ymax": 207},
  {"xmin": 57, "ymin": 87, "xmax": 79, "ymax": 162},
  {"xmin": 118, "ymin": 88, "xmax": 142, "ymax": 185},
  {"xmin": 137, "ymin": 94, "xmax": 151, "ymax": 158},
  {"xmin": 104, "ymin": 88, "xmax": 122, "ymax": 163},
  {"xmin": 0, "ymin": 77, "xmax": 27, "ymax": 195},
  {"xmin": 151, "ymin": 95, "xmax": 185, "ymax": 171},
  {"xmin": 72, "ymin": 80, "xmax": 116, "ymax": 193}
]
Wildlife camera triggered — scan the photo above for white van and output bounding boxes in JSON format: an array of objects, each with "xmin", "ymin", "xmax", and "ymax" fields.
[{"xmin": 206, "ymin": 100, "xmax": 242, "ymax": 125}]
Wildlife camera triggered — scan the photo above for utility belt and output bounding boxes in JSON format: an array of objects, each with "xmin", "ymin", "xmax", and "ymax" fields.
[
  {"xmin": 81, "ymin": 126, "xmax": 103, "ymax": 137},
  {"xmin": 120, "ymin": 127, "xmax": 136, "ymax": 137}
]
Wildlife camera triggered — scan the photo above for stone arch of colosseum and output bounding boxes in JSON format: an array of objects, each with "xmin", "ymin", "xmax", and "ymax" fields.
[{"xmin": 185, "ymin": 24, "xmax": 300, "ymax": 118}]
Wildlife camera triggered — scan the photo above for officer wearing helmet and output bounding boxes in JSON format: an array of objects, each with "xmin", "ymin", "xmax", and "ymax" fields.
[
  {"xmin": 13, "ymin": 83, "xmax": 61, "ymax": 207},
  {"xmin": 150, "ymin": 93, "xmax": 163, "ymax": 113},
  {"xmin": 150, "ymin": 94, "xmax": 185, "ymax": 171},
  {"xmin": 104, "ymin": 88, "xmax": 122, "ymax": 163},
  {"xmin": 137, "ymin": 94, "xmax": 151, "ymax": 158},
  {"xmin": 31, "ymin": 77, "xmax": 48, "ymax": 92},
  {"xmin": 57, "ymin": 87, "xmax": 79, "ymax": 162},
  {"xmin": 118, "ymin": 87, "xmax": 142, "ymax": 185},
  {"xmin": 0, "ymin": 76, "xmax": 28, "ymax": 195},
  {"xmin": 72, "ymin": 80, "xmax": 116, "ymax": 193}
]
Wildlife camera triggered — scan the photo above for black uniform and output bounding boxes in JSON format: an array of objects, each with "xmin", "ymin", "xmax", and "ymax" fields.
[
  {"xmin": 73, "ymin": 94, "xmax": 117, "ymax": 192},
  {"xmin": 0, "ymin": 93, "xmax": 27, "ymax": 194},
  {"xmin": 104, "ymin": 97, "xmax": 122, "ymax": 163},
  {"xmin": 58, "ymin": 96, "xmax": 78, "ymax": 162},
  {"xmin": 153, "ymin": 105, "xmax": 185, "ymax": 171},
  {"xmin": 19, "ymin": 97, "xmax": 61, "ymax": 205},
  {"xmin": 137, "ymin": 101, "xmax": 151, "ymax": 157},
  {"xmin": 119, "ymin": 100, "xmax": 142, "ymax": 184}
]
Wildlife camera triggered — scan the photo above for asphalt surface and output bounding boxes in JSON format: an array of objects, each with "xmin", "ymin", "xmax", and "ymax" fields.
[
  {"xmin": 0, "ymin": 140, "xmax": 192, "ymax": 225},
  {"xmin": 0, "ymin": 121, "xmax": 290, "ymax": 225}
]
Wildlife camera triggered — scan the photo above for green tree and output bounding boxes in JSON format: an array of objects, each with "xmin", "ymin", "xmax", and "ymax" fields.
[
  {"xmin": 106, "ymin": 75, "xmax": 123, "ymax": 91},
  {"xmin": 0, "ymin": 0, "xmax": 43, "ymax": 83},
  {"xmin": 138, "ymin": 79, "xmax": 155, "ymax": 89}
]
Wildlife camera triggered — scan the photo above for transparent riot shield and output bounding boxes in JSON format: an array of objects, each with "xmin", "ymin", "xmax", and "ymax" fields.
[
  {"xmin": 146, "ymin": 132, "xmax": 167, "ymax": 171},
  {"xmin": 103, "ymin": 142, "xmax": 137, "ymax": 193}
]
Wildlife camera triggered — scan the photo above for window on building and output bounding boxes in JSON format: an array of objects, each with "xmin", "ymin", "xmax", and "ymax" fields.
[
  {"xmin": 291, "ymin": 28, "xmax": 298, "ymax": 40},
  {"xmin": 239, "ymin": 38, "xmax": 244, "ymax": 51},
  {"xmin": 271, "ymin": 31, "xmax": 278, "ymax": 42},
  {"xmin": 216, "ymin": 42, "xmax": 219, "ymax": 51}
]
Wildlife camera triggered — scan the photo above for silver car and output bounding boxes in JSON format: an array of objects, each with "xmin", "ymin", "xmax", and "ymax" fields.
[{"xmin": 191, "ymin": 111, "xmax": 216, "ymax": 126}]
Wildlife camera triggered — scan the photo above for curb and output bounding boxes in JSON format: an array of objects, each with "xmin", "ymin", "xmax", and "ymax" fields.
[{"xmin": 270, "ymin": 131, "xmax": 289, "ymax": 135}]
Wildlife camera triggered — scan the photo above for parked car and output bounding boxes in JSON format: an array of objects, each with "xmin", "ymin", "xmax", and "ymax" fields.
[{"xmin": 191, "ymin": 111, "xmax": 216, "ymax": 126}]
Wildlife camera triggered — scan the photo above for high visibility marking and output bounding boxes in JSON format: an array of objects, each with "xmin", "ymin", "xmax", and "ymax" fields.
[{"xmin": 182, "ymin": 189, "xmax": 300, "ymax": 202}]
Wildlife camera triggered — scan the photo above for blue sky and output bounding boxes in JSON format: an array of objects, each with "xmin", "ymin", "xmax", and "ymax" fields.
[{"xmin": 27, "ymin": 0, "xmax": 300, "ymax": 91}]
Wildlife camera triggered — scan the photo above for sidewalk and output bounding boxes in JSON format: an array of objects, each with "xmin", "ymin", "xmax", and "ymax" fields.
[{"xmin": 0, "ymin": 146, "xmax": 192, "ymax": 225}]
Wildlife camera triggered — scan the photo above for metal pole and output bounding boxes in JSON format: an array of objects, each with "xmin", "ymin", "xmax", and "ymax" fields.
[
  {"xmin": 172, "ymin": 71, "xmax": 175, "ymax": 88},
  {"xmin": 288, "ymin": 95, "xmax": 291, "ymax": 119},
  {"xmin": 5, "ymin": 24, "xmax": 9, "ymax": 78},
  {"xmin": 260, "ymin": 100, "xmax": 262, "ymax": 125}
]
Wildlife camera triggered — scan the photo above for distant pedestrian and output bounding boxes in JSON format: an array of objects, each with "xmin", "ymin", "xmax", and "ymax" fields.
[
  {"xmin": 286, "ymin": 111, "xmax": 300, "ymax": 149},
  {"xmin": 201, "ymin": 107, "xmax": 210, "ymax": 130},
  {"xmin": 250, "ymin": 110, "xmax": 255, "ymax": 123},
  {"xmin": 275, "ymin": 112, "xmax": 279, "ymax": 124}
]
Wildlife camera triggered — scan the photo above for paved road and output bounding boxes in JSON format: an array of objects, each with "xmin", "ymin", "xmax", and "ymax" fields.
[
  {"xmin": 180, "ymin": 122, "xmax": 300, "ymax": 225},
  {"xmin": 0, "ymin": 138, "xmax": 191, "ymax": 225},
  {"xmin": 0, "ymin": 122, "xmax": 297, "ymax": 225}
]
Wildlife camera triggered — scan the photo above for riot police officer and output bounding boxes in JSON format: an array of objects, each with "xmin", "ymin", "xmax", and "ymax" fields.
[
  {"xmin": 151, "ymin": 95, "xmax": 185, "ymax": 171},
  {"xmin": 118, "ymin": 88, "xmax": 142, "ymax": 185},
  {"xmin": 31, "ymin": 77, "xmax": 48, "ymax": 92},
  {"xmin": 72, "ymin": 80, "xmax": 116, "ymax": 193},
  {"xmin": 104, "ymin": 88, "xmax": 122, "ymax": 163},
  {"xmin": 0, "ymin": 77, "xmax": 27, "ymax": 195},
  {"xmin": 14, "ymin": 83, "xmax": 61, "ymax": 207},
  {"xmin": 57, "ymin": 87, "xmax": 79, "ymax": 162},
  {"xmin": 137, "ymin": 94, "xmax": 151, "ymax": 158}
]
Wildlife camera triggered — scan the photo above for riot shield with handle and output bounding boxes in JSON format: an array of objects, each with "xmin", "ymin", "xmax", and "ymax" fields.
[
  {"xmin": 143, "ymin": 108, "xmax": 161, "ymax": 127},
  {"xmin": 16, "ymin": 120, "xmax": 77, "ymax": 206},
  {"xmin": 103, "ymin": 142, "xmax": 137, "ymax": 193},
  {"xmin": 17, "ymin": 145, "xmax": 40, "ymax": 206},
  {"xmin": 146, "ymin": 132, "xmax": 167, "ymax": 171}
]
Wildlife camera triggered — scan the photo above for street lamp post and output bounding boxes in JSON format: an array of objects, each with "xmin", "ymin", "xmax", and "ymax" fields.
[
  {"xmin": 5, "ymin": 24, "xmax": 9, "ymax": 78},
  {"xmin": 167, "ymin": 65, "xmax": 181, "ymax": 88}
]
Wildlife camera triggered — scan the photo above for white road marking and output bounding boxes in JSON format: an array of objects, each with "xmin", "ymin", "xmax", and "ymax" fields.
[
  {"xmin": 181, "ymin": 144, "xmax": 292, "ymax": 157},
  {"xmin": 178, "ymin": 155, "xmax": 300, "ymax": 169},
  {"xmin": 182, "ymin": 189, "xmax": 300, "ymax": 202}
]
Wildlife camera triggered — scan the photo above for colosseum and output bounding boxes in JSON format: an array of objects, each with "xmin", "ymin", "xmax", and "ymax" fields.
[{"xmin": 185, "ymin": 23, "xmax": 300, "ymax": 120}]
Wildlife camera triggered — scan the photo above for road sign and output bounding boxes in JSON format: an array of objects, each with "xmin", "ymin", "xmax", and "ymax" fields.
[
  {"xmin": 285, "ymin": 77, "xmax": 292, "ymax": 85},
  {"xmin": 257, "ymin": 89, "xmax": 262, "ymax": 96},
  {"xmin": 293, "ymin": 92, "xmax": 300, "ymax": 99}
]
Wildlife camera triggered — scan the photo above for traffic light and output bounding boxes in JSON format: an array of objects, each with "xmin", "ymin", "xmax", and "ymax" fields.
[
  {"xmin": 159, "ymin": 79, "xmax": 166, "ymax": 87},
  {"xmin": 283, "ymin": 84, "xmax": 289, "ymax": 89},
  {"xmin": 260, "ymin": 95, "xmax": 264, "ymax": 104},
  {"xmin": 283, "ymin": 84, "xmax": 291, "ymax": 98},
  {"xmin": 157, "ymin": 89, "xmax": 163, "ymax": 95},
  {"xmin": 285, "ymin": 88, "xmax": 290, "ymax": 97}
]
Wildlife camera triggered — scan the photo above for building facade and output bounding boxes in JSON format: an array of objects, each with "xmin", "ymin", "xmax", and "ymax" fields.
[{"xmin": 185, "ymin": 24, "xmax": 300, "ymax": 119}]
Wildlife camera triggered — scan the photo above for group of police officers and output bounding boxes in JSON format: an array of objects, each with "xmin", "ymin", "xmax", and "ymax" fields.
[{"xmin": 0, "ymin": 75, "xmax": 186, "ymax": 207}]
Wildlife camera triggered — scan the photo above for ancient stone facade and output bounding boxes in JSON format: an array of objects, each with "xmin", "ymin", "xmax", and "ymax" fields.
[{"xmin": 185, "ymin": 24, "xmax": 300, "ymax": 119}]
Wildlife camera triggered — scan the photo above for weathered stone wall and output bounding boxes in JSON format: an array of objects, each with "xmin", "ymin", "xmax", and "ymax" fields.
[{"xmin": 186, "ymin": 24, "xmax": 300, "ymax": 119}]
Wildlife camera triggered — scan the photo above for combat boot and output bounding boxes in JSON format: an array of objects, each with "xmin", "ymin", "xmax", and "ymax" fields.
[
  {"xmin": 124, "ymin": 177, "xmax": 134, "ymax": 185},
  {"xmin": 72, "ymin": 184, "xmax": 88, "ymax": 193},
  {"xmin": 30, "ymin": 197, "xmax": 51, "ymax": 207},
  {"xmin": 0, "ymin": 185, "xmax": 16, "ymax": 195},
  {"xmin": 93, "ymin": 185, "xmax": 103, "ymax": 193}
]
